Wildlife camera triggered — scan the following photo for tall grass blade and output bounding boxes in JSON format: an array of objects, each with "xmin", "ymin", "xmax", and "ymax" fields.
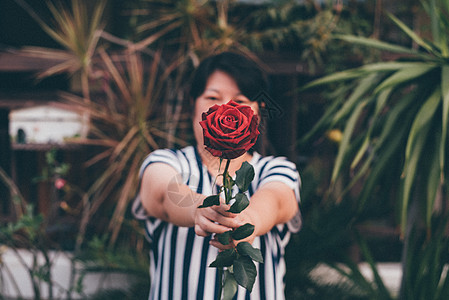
[
  {"xmin": 334, "ymin": 34, "xmax": 421, "ymax": 56},
  {"xmin": 351, "ymin": 88, "xmax": 392, "ymax": 169},
  {"xmin": 401, "ymin": 90, "xmax": 440, "ymax": 233},
  {"xmin": 426, "ymin": 135, "xmax": 441, "ymax": 228},
  {"xmin": 440, "ymin": 66, "xmax": 449, "ymax": 181},
  {"xmin": 302, "ymin": 62, "xmax": 428, "ymax": 91},
  {"xmin": 98, "ymin": 49, "xmax": 133, "ymax": 102},
  {"xmin": 388, "ymin": 13, "xmax": 438, "ymax": 56},
  {"xmin": 355, "ymin": 232, "xmax": 393, "ymax": 299},
  {"xmin": 300, "ymin": 69, "xmax": 364, "ymax": 90},
  {"xmin": 401, "ymin": 121, "xmax": 432, "ymax": 234},
  {"xmin": 298, "ymin": 85, "xmax": 348, "ymax": 143},
  {"xmin": 332, "ymin": 74, "xmax": 378, "ymax": 125},
  {"xmin": 357, "ymin": 111, "xmax": 410, "ymax": 212},
  {"xmin": 374, "ymin": 63, "xmax": 436, "ymax": 93},
  {"xmin": 331, "ymin": 100, "xmax": 367, "ymax": 184},
  {"xmin": 404, "ymin": 89, "xmax": 441, "ymax": 164}
]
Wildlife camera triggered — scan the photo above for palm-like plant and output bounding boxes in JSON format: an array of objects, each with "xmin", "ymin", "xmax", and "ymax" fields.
[
  {"xmin": 14, "ymin": 0, "xmax": 106, "ymax": 102},
  {"xmin": 128, "ymin": 0, "xmax": 348, "ymax": 148},
  {"xmin": 12, "ymin": 0, "xmax": 181, "ymax": 248},
  {"xmin": 301, "ymin": 0, "xmax": 449, "ymax": 298},
  {"xmin": 134, "ymin": 0, "xmax": 213, "ymax": 51},
  {"xmin": 132, "ymin": 0, "xmax": 345, "ymax": 63},
  {"xmin": 62, "ymin": 48, "xmax": 184, "ymax": 247},
  {"xmin": 13, "ymin": 0, "xmax": 107, "ymax": 142}
]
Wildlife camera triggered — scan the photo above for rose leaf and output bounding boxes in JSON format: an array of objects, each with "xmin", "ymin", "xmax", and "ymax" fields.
[
  {"xmin": 198, "ymin": 194, "xmax": 220, "ymax": 208},
  {"xmin": 222, "ymin": 270, "xmax": 238, "ymax": 300},
  {"xmin": 233, "ymin": 256, "xmax": 257, "ymax": 292},
  {"xmin": 236, "ymin": 242, "xmax": 264, "ymax": 263},
  {"xmin": 227, "ymin": 193, "xmax": 249, "ymax": 213},
  {"xmin": 231, "ymin": 223, "xmax": 255, "ymax": 240},
  {"xmin": 217, "ymin": 230, "xmax": 232, "ymax": 245},
  {"xmin": 235, "ymin": 162, "xmax": 255, "ymax": 192},
  {"xmin": 209, "ymin": 248, "xmax": 236, "ymax": 268}
]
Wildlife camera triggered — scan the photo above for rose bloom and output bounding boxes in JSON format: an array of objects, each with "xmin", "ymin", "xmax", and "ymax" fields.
[
  {"xmin": 200, "ymin": 100, "xmax": 259, "ymax": 159},
  {"xmin": 54, "ymin": 178, "xmax": 67, "ymax": 190}
]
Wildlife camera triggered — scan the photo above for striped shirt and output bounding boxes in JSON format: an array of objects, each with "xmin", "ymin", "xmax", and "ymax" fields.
[{"xmin": 132, "ymin": 146, "xmax": 301, "ymax": 300}]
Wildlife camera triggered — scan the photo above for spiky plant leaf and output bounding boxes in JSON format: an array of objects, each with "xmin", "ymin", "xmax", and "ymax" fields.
[{"xmin": 301, "ymin": 0, "xmax": 449, "ymax": 238}]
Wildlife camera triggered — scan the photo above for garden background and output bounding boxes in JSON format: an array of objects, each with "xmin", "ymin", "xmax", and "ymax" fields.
[{"xmin": 1, "ymin": 0, "xmax": 448, "ymax": 299}]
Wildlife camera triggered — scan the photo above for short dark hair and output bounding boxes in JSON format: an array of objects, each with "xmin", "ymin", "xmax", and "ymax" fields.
[
  {"xmin": 188, "ymin": 52, "xmax": 274, "ymax": 155},
  {"xmin": 189, "ymin": 52, "xmax": 268, "ymax": 102}
]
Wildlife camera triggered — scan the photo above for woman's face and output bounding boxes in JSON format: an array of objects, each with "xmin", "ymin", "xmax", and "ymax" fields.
[{"xmin": 193, "ymin": 70, "xmax": 260, "ymax": 147}]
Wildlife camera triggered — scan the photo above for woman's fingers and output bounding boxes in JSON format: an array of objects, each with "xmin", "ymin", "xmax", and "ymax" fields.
[
  {"xmin": 194, "ymin": 205, "xmax": 247, "ymax": 241},
  {"xmin": 194, "ymin": 220, "xmax": 231, "ymax": 236},
  {"xmin": 194, "ymin": 207, "xmax": 232, "ymax": 236},
  {"xmin": 195, "ymin": 207, "xmax": 257, "ymax": 249},
  {"xmin": 215, "ymin": 204, "xmax": 237, "ymax": 217}
]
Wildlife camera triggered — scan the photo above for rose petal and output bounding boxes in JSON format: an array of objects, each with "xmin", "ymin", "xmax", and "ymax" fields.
[{"xmin": 200, "ymin": 100, "xmax": 260, "ymax": 159}]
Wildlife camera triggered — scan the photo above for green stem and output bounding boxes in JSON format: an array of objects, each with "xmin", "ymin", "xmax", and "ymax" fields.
[
  {"xmin": 222, "ymin": 159, "xmax": 232, "ymax": 204},
  {"xmin": 218, "ymin": 159, "xmax": 231, "ymax": 300}
]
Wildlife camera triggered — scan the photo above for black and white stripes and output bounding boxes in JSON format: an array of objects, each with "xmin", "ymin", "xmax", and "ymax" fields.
[{"xmin": 132, "ymin": 146, "xmax": 301, "ymax": 300}]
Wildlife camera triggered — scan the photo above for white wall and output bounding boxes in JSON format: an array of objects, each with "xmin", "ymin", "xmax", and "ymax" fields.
[
  {"xmin": 0, "ymin": 247, "xmax": 136, "ymax": 300},
  {"xmin": 9, "ymin": 106, "xmax": 85, "ymax": 144}
]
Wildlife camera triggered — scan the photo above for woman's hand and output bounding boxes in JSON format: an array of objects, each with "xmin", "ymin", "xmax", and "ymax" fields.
[
  {"xmin": 194, "ymin": 203, "xmax": 241, "ymax": 237},
  {"xmin": 209, "ymin": 181, "xmax": 299, "ymax": 250},
  {"xmin": 197, "ymin": 205, "xmax": 256, "ymax": 250}
]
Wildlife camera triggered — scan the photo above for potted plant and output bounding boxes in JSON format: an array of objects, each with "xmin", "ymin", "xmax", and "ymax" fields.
[{"xmin": 300, "ymin": 0, "xmax": 449, "ymax": 298}]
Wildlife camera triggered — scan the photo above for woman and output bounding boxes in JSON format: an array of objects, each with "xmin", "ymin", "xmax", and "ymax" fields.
[{"xmin": 133, "ymin": 52, "xmax": 301, "ymax": 300}]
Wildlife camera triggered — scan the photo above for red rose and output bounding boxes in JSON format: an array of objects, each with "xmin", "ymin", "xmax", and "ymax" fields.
[{"xmin": 200, "ymin": 100, "xmax": 260, "ymax": 159}]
